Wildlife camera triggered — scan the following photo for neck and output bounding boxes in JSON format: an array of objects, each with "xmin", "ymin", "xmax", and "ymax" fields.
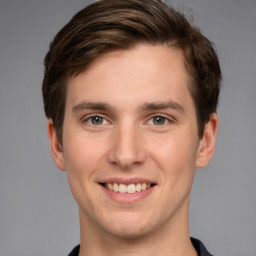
[{"xmin": 78, "ymin": 199, "xmax": 197, "ymax": 256}]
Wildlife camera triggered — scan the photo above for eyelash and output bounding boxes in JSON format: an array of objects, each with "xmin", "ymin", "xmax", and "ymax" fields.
[
  {"xmin": 81, "ymin": 114, "xmax": 174, "ymax": 126},
  {"xmin": 146, "ymin": 114, "xmax": 173, "ymax": 126},
  {"xmin": 82, "ymin": 114, "xmax": 110, "ymax": 125}
]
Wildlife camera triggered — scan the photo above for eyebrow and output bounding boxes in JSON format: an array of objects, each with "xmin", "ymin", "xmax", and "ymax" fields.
[
  {"xmin": 139, "ymin": 101, "xmax": 185, "ymax": 114},
  {"xmin": 72, "ymin": 100, "xmax": 185, "ymax": 114},
  {"xmin": 72, "ymin": 101, "xmax": 114, "ymax": 113}
]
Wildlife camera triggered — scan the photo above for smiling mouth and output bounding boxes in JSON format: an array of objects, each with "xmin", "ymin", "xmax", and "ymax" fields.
[{"xmin": 101, "ymin": 183, "xmax": 156, "ymax": 194}]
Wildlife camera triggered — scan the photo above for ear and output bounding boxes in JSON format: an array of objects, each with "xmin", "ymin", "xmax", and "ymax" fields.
[
  {"xmin": 47, "ymin": 119, "xmax": 66, "ymax": 171},
  {"xmin": 196, "ymin": 113, "xmax": 218, "ymax": 169}
]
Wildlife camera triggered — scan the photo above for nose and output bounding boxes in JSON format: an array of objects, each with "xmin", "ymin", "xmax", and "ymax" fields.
[{"xmin": 107, "ymin": 123, "xmax": 146, "ymax": 169}]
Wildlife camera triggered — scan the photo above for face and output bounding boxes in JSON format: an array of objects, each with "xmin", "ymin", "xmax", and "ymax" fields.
[{"xmin": 48, "ymin": 44, "xmax": 217, "ymax": 239}]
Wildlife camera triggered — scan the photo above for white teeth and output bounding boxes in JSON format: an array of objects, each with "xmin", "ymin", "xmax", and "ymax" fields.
[
  {"xmin": 119, "ymin": 184, "xmax": 127, "ymax": 193},
  {"xmin": 136, "ymin": 183, "xmax": 142, "ymax": 192},
  {"xmin": 113, "ymin": 183, "xmax": 119, "ymax": 192},
  {"xmin": 127, "ymin": 184, "xmax": 136, "ymax": 193},
  {"xmin": 141, "ymin": 183, "xmax": 147, "ymax": 191},
  {"xmin": 105, "ymin": 182, "xmax": 152, "ymax": 193}
]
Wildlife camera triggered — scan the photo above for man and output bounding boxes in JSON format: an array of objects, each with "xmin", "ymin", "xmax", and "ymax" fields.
[{"xmin": 42, "ymin": 0, "xmax": 221, "ymax": 255}]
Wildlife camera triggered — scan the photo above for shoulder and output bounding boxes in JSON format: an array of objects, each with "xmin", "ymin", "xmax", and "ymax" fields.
[
  {"xmin": 191, "ymin": 237, "xmax": 214, "ymax": 256},
  {"xmin": 68, "ymin": 239, "xmax": 213, "ymax": 256},
  {"xmin": 68, "ymin": 244, "xmax": 80, "ymax": 256}
]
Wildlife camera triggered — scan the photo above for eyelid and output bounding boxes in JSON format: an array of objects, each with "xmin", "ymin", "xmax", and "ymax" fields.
[
  {"xmin": 82, "ymin": 113, "xmax": 111, "ymax": 125},
  {"xmin": 81, "ymin": 113, "xmax": 175, "ymax": 125},
  {"xmin": 145, "ymin": 113, "xmax": 175, "ymax": 125}
]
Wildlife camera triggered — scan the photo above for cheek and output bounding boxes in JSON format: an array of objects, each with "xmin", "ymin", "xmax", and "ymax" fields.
[
  {"xmin": 148, "ymin": 132, "xmax": 198, "ymax": 181},
  {"xmin": 62, "ymin": 134, "xmax": 105, "ymax": 209},
  {"xmin": 62, "ymin": 130, "xmax": 105, "ymax": 178}
]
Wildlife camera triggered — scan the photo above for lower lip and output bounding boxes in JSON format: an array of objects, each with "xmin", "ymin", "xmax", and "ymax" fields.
[{"xmin": 100, "ymin": 185, "xmax": 155, "ymax": 204}]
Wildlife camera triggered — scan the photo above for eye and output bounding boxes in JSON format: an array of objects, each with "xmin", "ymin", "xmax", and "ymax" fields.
[
  {"xmin": 153, "ymin": 116, "xmax": 166, "ymax": 125},
  {"xmin": 85, "ymin": 115, "xmax": 108, "ymax": 125},
  {"xmin": 147, "ymin": 115, "xmax": 171, "ymax": 126}
]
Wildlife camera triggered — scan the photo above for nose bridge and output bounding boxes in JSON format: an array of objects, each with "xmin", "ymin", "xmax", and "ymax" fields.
[{"xmin": 108, "ymin": 120, "xmax": 145, "ymax": 168}]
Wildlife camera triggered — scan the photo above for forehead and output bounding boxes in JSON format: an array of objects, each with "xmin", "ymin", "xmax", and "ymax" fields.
[{"xmin": 65, "ymin": 44, "xmax": 194, "ymax": 112}]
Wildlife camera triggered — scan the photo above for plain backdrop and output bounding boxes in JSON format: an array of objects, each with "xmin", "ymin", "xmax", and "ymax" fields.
[{"xmin": 0, "ymin": 0, "xmax": 255, "ymax": 255}]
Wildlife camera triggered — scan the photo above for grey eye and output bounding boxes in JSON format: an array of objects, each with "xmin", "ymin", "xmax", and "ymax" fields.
[
  {"xmin": 153, "ymin": 116, "xmax": 166, "ymax": 125},
  {"xmin": 91, "ymin": 116, "xmax": 104, "ymax": 125}
]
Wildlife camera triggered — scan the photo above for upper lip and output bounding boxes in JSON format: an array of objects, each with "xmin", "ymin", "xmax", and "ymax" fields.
[{"xmin": 98, "ymin": 177, "xmax": 156, "ymax": 185}]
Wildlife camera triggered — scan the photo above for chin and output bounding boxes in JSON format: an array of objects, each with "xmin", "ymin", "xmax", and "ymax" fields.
[
  {"xmin": 107, "ymin": 225, "xmax": 153, "ymax": 239},
  {"xmin": 101, "ymin": 213, "xmax": 157, "ymax": 239}
]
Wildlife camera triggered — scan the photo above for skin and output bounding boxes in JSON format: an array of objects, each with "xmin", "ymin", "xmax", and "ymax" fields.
[{"xmin": 48, "ymin": 44, "xmax": 218, "ymax": 256}]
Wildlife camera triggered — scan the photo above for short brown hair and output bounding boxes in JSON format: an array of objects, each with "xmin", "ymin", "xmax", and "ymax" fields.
[{"xmin": 42, "ymin": 0, "xmax": 221, "ymax": 142}]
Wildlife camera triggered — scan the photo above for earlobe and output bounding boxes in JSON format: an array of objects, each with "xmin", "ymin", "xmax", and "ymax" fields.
[
  {"xmin": 47, "ymin": 119, "xmax": 66, "ymax": 171},
  {"xmin": 196, "ymin": 113, "xmax": 218, "ymax": 169}
]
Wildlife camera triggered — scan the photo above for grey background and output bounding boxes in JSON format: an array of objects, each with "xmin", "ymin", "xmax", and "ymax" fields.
[{"xmin": 0, "ymin": 0, "xmax": 255, "ymax": 255}]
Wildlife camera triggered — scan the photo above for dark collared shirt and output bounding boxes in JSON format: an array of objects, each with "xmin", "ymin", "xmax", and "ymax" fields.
[
  {"xmin": 68, "ymin": 237, "xmax": 213, "ymax": 256},
  {"xmin": 191, "ymin": 237, "xmax": 213, "ymax": 256}
]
